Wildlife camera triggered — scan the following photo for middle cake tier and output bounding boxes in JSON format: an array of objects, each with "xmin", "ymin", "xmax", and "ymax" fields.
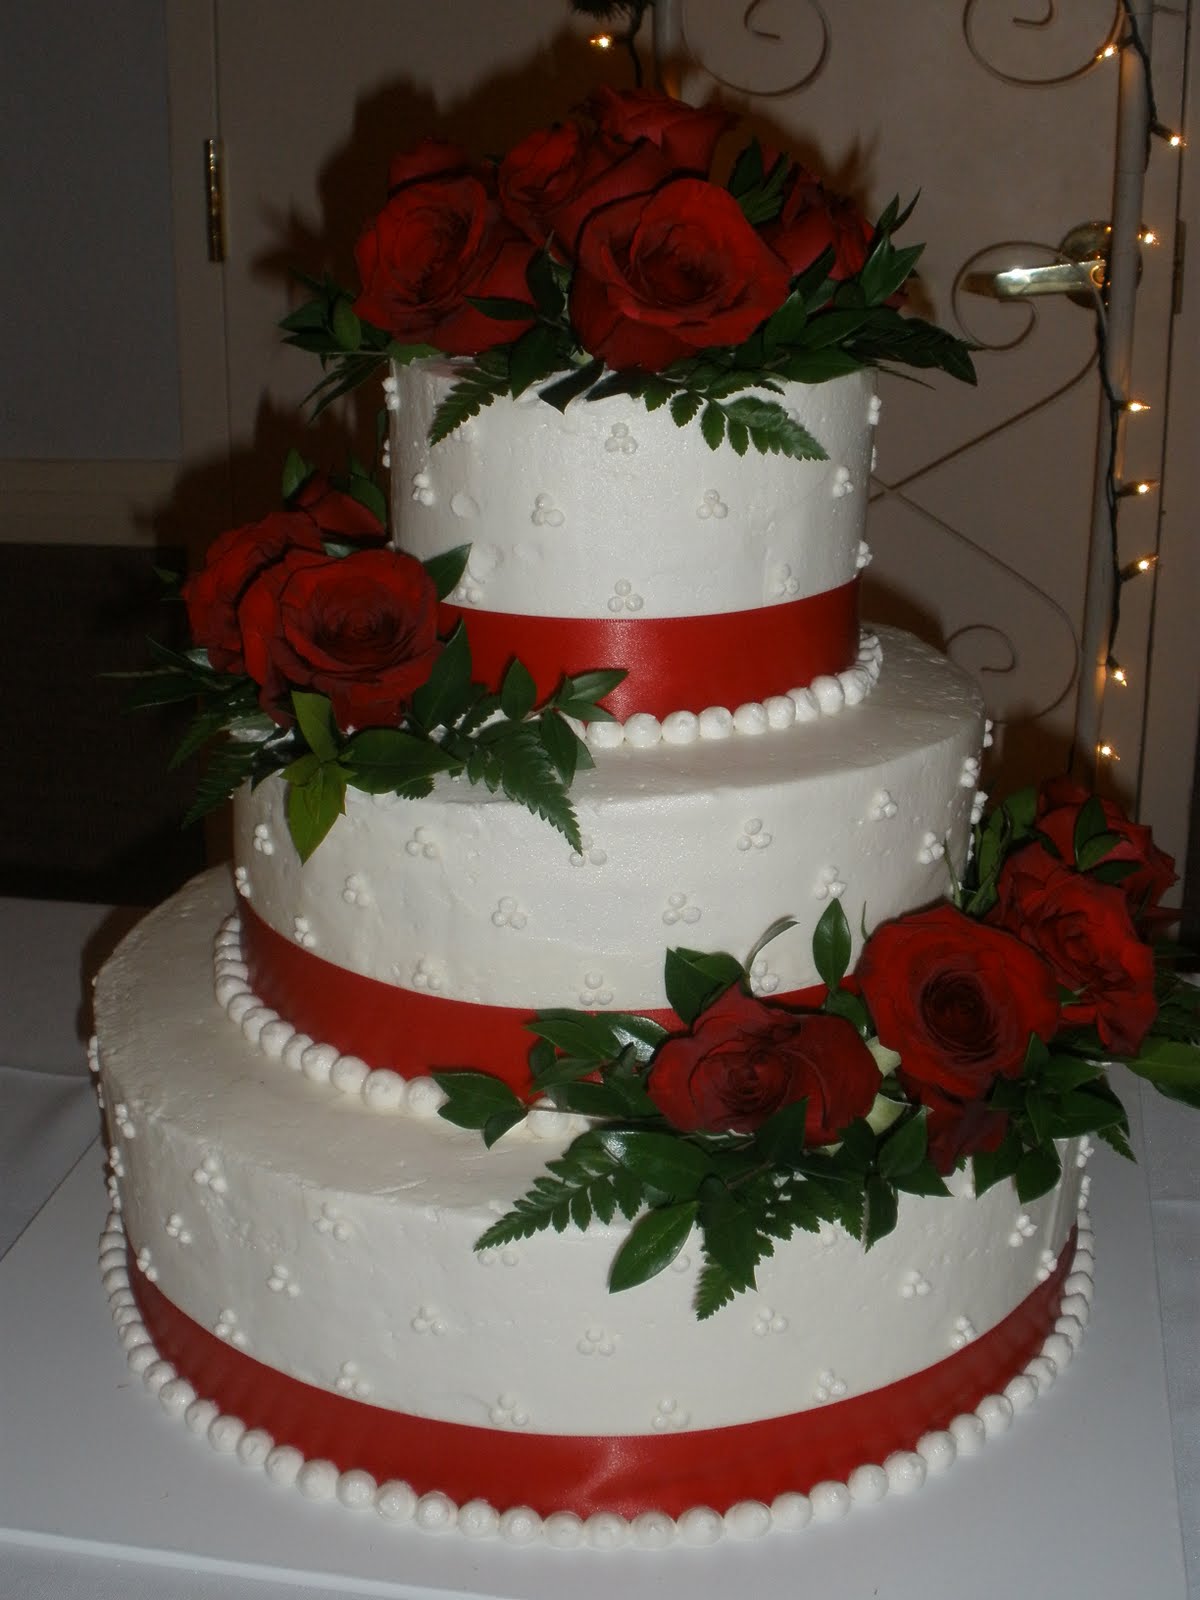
[{"xmin": 233, "ymin": 629, "xmax": 984, "ymax": 1087}]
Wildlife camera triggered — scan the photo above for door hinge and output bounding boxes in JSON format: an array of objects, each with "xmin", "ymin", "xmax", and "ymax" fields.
[
  {"xmin": 1172, "ymin": 218, "xmax": 1185, "ymax": 315},
  {"xmin": 204, "ymin": 137, "xmax": 226, "ymax": 264}
]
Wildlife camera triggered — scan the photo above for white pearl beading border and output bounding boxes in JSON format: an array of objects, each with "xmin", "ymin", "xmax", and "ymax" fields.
[
  {"xmin": 98, "ymin": 1197, "xmax": 1095, "ymax": 1550},
  {"xmin": 582, "ymin": 633, "xmax": 883, "ymax": 751},
  {"xmin": 211, "ymin": 915, "xmax": 584, "ymax": 1142}
]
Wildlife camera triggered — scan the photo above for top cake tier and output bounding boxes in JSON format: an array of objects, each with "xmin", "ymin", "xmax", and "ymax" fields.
[{"xmin": 389, "ymin": 365, "xmax": 875, "ymax": 720}]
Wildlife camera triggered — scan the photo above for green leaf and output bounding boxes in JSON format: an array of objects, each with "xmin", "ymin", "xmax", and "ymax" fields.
[
  {"xmin": 536, "ymin": 710, "xmax": 580, "ymax": 785},
  {"xmin": 1096, "ymin": 1120, "xmax": 1136, "ymax": 1161},
  {"xmin": 551, "ymin": 667, "xmax": 626, "ymax": 721},
  {"xmin": 500, "ymin": 657, "xmax": 537, "ymax": 722},
  {"xmin": 281, "ymin": 751, "xmax": 321, "ymax": 786},
  {"xmin": 281, "ymin": 448, "xmax": 313, "ymax": 502},
  {"xmin": 342, "ymin": 728, "xmax": 461, "ymax": 793},
  {"xmin": 609, "ymin": 1202, "xmax": 698, "ymax": 1293},
  {"xmin": 594, "ymin": 1129, "xmax": 716, "ymax": 1198},
  {"xmin": 663, "ymin": 948, "xmax": 743, "ymax": 1025},
  {"xmin": 285, "ymin": 762, "xmax": 347, "ymax": 862},
  {"xmin": 348, "ymin": 473, "xmax": 387, "ymax": 527},
  {"xmin": 464, "ymin": 294, "xmax": 538, "ymax": 322},
  {"xmin": 698, "ymin": 1188, "xmax": 771, "ymax": 1290},
  {"xmin": 422, "ymin": 543, "xmax": 472, "ymax": 601},
  {"xmin": 1071, "ymin": 795, "xmax": 1110, "ymax": 864},
  {"xmin": 753, "ymin": 1099, "xmax": 812, "ymax": 1169},
  {"xmin": 432, "ymin": 1070, "xmax": 527, "ymax": 1131},
  {"xmin": 428, "ymin": 369, "xmax": 505, "ymax": 446},
  {"xmin": 812, "ymin": 899, "xmax": 852, "ymax": 991},
  {"xmin": 670, "ymin": 391, "xmax": 702, "ymax": 429},
  {"xmin": 538, "ymin": 359, "xmax": 604, "ymax": 413},
  {"xmin": 700, "ymin": 402, "xmax": 726, "ymax": 451},
  {"xmin": 863, "ymin": 1176, "xmax": 899, "ymax": 1247},
  {"xmin": 331, "ymin": 297, "xmax": 362, "ymax": 351},
  {"xmin": 482, "ymin": 1106, "xmax": 531, "ymax": 1147},
  {"xmin": 291, "ymin": 691, "xmax": 340, "ymax": 761},
  {"xmin": 476, "ymin": 721, "xmax": 582, "ymax": 852},
  {"xmin": 1015, "ymin": 1142, "xmax": 1061, "ymax": 1204},
  {"xmin": 507, "ymin": 322, "xmax": 563, "ymax": 398},
  {"xmin": 410, "ymin": 622, "xmax": 473, "ymax": 731},
  {"xmin": 891, "ymin": 1158, "xmax": 951, "ymax": 1198},
  {"xmin": 971, "ymin": 1129, "xmax": 1022, "ymax": 1195},
  {"xmin": 877, "ymin": 1109, "xmax": 928, "ymax": 1181},
  {"xmin": 1114, "ymin": 1034, "xmax": 1200, "ymax": 1099}
]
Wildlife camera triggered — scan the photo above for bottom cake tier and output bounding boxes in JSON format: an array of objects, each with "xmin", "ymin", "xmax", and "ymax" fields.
[{"xmin": 94, "ymin": 871, "xmax": 1095, "ymax": 1537}]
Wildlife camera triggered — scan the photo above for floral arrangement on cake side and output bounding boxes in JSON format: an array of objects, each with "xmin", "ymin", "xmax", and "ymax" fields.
[
  {"xmin": 284, "ymin": 86, "xmax": 975, "ymax": 455},
  {"xmin": 128, "ymin": 88, "xmax": 974, "ymax": 859},
  {"xmin": 436, "ymin": 781, "xmax": 1200, "ymax": 1317}
]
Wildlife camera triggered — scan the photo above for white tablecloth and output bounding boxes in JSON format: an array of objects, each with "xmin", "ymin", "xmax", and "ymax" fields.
[{"xmin": 1, "ymin": 895, "xmax": 1197, "ymax": 1597}]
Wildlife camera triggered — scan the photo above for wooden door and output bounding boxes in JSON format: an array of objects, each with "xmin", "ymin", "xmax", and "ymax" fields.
[{"xmin": 166, "ymin": 0, "xmax": 1194, "ymax": 886}]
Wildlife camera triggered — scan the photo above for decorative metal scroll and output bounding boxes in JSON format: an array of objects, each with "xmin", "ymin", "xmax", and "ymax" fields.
[
  {"xmin": 682, "ymin": 0, "xmax": 830, "ymax": 97},
  {"xmin": 962, "ymin": 0, "xmax": 1121, "ymax": 87}
]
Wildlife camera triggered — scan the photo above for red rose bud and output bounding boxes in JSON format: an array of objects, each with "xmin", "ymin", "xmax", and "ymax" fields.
[
  {"xmin": 354, "ymin": 175, "xmax": 536, "ymax": 355},
  {"xmin": 763, "ymin": 167, "xmax": 873, "ymax": 281},
  {"xmin": 857, "ymin": 904, "xmax": 1060, "ymax": 1102},
  {"xmin": 647, "ymin": 987, "xmax": 879, "ymax": 1140},
  {"xmin": 1035, "ymin": 776, "xmax": 1177, "ymax": 917},
  {"xmin": 570, "ymin": 177, "xmax": 791, "ymax": 372},
  {"xmin": 184, "ymin": 511, "xmax": 326, "ymax": 676},
  {"xmin": 990, "ymin": 846, "xmax": 1158, "ymax": 1057},
  {"xmin": 587, "ymin": 87, "xmax": 733, "ymax": 174}
]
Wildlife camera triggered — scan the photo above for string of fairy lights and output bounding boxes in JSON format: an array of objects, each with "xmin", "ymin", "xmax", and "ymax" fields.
[
  {"xmin": 571, "ymin": 2, "xmax": 1183, "ymax": 768},
  {"xmin": 1092, "ymin": 0, "xmax": 1183, "ymax": 764}
]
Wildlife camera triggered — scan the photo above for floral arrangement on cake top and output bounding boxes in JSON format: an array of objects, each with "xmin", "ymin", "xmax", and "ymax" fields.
[
  {"xmin": 436, "ymin": 781, "xmax": 1200, "ymax": 1317},
  {"xmin": 283, "ymin": 87, "xmax": 975, "ymax": 456},
  {"xmin": 127, "ymin": 460, "xmax": 620, "ymax": 859}
]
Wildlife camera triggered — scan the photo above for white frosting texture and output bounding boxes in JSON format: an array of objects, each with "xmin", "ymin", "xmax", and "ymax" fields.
[
  {"xmin": 389, "ymin": 363, "xmax": 875, "ymax": 619},
  {"xmin": 95, "ymin": 870, "xmax": 1086, "ymax": 1446},
  {"xmin": 232, "ymin": 629, "xmax": 982, "ymax": 1012}
]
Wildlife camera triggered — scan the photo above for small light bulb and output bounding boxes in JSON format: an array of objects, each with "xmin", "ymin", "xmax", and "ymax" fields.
[
  {"xmin": 1116, "ymin": 478, "xmax": 1158, "ymax": 499},
  {"xmin": 1124, "ymin": 400, "xmax": 1150, "ymax": 414},
  {"xmin": 1098, "ymin": 43, "xmax": 1118, "ymax": 60},
  {"xmin": 589, "ymin": 31, "xmax": 614, "ymax": 50},
  {"xmin": 1111, "ymin": 666, "xmax": 1128, "ymax": 686},
  {"xmin": 1140, "ymin": 229, "xmax": 1158, "ymax": 246},
  {"xmin": 1098, "ymin": 742, "xmax": 1120, "ymax": 761},
  {"xmin": 1137, "ymin": 555, "xmax": 1152, "ymax": 569},
  {"xmin": 1169, "ymin": 132, "xmax": 1185, "ymax": 148}
]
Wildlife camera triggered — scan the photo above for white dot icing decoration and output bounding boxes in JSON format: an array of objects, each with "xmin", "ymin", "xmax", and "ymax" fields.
[
  {"xmin": 814, "ymin": 866, "xmax": 846, "ymax": 900},
  {"xmin": 605, "ymin": 421, "xmax": 637, "ymax": 454},
  {"xmin": 652, "ymin": 1397, "xmax": 691, "ymax": 1431},
  {"xmin": 607, "ymin": 578, "xmax": 644, "ymax": 614},
  {"xmin": 918, "ymin": 833, "xmax": 945, "ymax": 865},
  {"xmin": 491, "ymin": 896, "xmax": 527, "ymax": 930},
  {"xmin": 490, "ymin": 1394, "xmax": 530, "ymax": 1428},
  {"xmin": 736, "ymin": 817, "xmax": 772, "ymax": 852},
  {"xmin": 411, "ymin": 472, "xmax": 435, "ymax": 507},
  {"xmin": 252, "ymin": 823, "xmax": 274, "ymax": 856},
  {"xmin": 405, "ymin": 825, "xmax": 438, "ymax": 860},
  {"xmin": 697, "ymin": 489, "xmax": 728, "ymax": 520},
  {"xmin": 662, "ymin": 892, "xmax": 701, "ymax": 926},
  {"xmin": 814, "ymin": 1370, "xmax": 848, "ymax": 1403},
  {"xmin": 531, "ymin": 493, "xmax": 564, "ymax": 528},
  {"xmin": 831, "ymin": 465, "xmax": 854, "ymax": 499},
  {"xmin": 577, "ymin": 1326, "xmax": 617, "ymax": 1356}
]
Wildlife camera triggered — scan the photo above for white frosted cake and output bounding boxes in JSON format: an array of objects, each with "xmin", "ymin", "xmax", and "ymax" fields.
[{"xmin": 92, "ymin": 363, "xmax": 1098, "ymax": 1544}]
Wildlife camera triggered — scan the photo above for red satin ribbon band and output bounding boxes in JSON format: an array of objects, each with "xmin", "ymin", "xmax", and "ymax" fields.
[
  {"xmin": 239, "ymin": 902, "xmax": 823, "ymax": 1091},
  {"xmin": 130, "ymin": 1228, "xmax": 1077, "ymax": 1519},
  {"xmin": 438, "ymin": 579, "xmax": 859, "ymax": 721}
]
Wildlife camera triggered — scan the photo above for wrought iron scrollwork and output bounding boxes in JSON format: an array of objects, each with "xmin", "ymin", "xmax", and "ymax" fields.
[
  {"xmin": 962, "ymin": 0, "xmax": 1121, "ymax": 87},
  {"xmin": 683, "ymin": 0, "xmax": 831, "ymax": 97}
]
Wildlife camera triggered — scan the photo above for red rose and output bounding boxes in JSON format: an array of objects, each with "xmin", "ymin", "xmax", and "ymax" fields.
[
  {"xmin": 991, "ymin": 846, "xmax": 1158, "ymax": 1056},
  {"xmin": 353, "ymin": 175, "xmax": 536, "ymax": 355},
  {"xmin": 647, "ymin": 987, "xmax": 880, "ymax": 1140},
  {"xmin": 571, "ymin": 177, "xmax": 791, "ymax": 371},
  {"xmin": 386, "ymin": 138, "xmax": 475, "ymax": 193},
  {"xmin": 183, "ymin": 482, "xmax": 386, "ymax": 676},
  {"xmin": 1035, "ymin": 777, "xmax": 1177, "ymax": 917},
  {"xmin": 497, "ymin": 123, "xmax": 671, "ymax": 256},
  {"xmin": 238, "ymin": 548, "xmax": 441, "ymax": 731},
  {"xmin": 291, "ymin": 474, "xmax": 388, "ymax": 547},
  {"xmin": 857, "ymin": 905, "xmax": 1060, "ymax": 1101},
  {"xmin": 762, "ymin": 166, "xmax": 873, "ymax": 281},
  {"xmin": 587, "ymin": 87, "xmax": 732, "ymax": 174},
  {"xmin": 921, "ymin": 1087, "xmax": 1011, "ymax": 1176},
  {"xmin": 184, "ymin": 512, "xmax": 325, "ymax": 675}
]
